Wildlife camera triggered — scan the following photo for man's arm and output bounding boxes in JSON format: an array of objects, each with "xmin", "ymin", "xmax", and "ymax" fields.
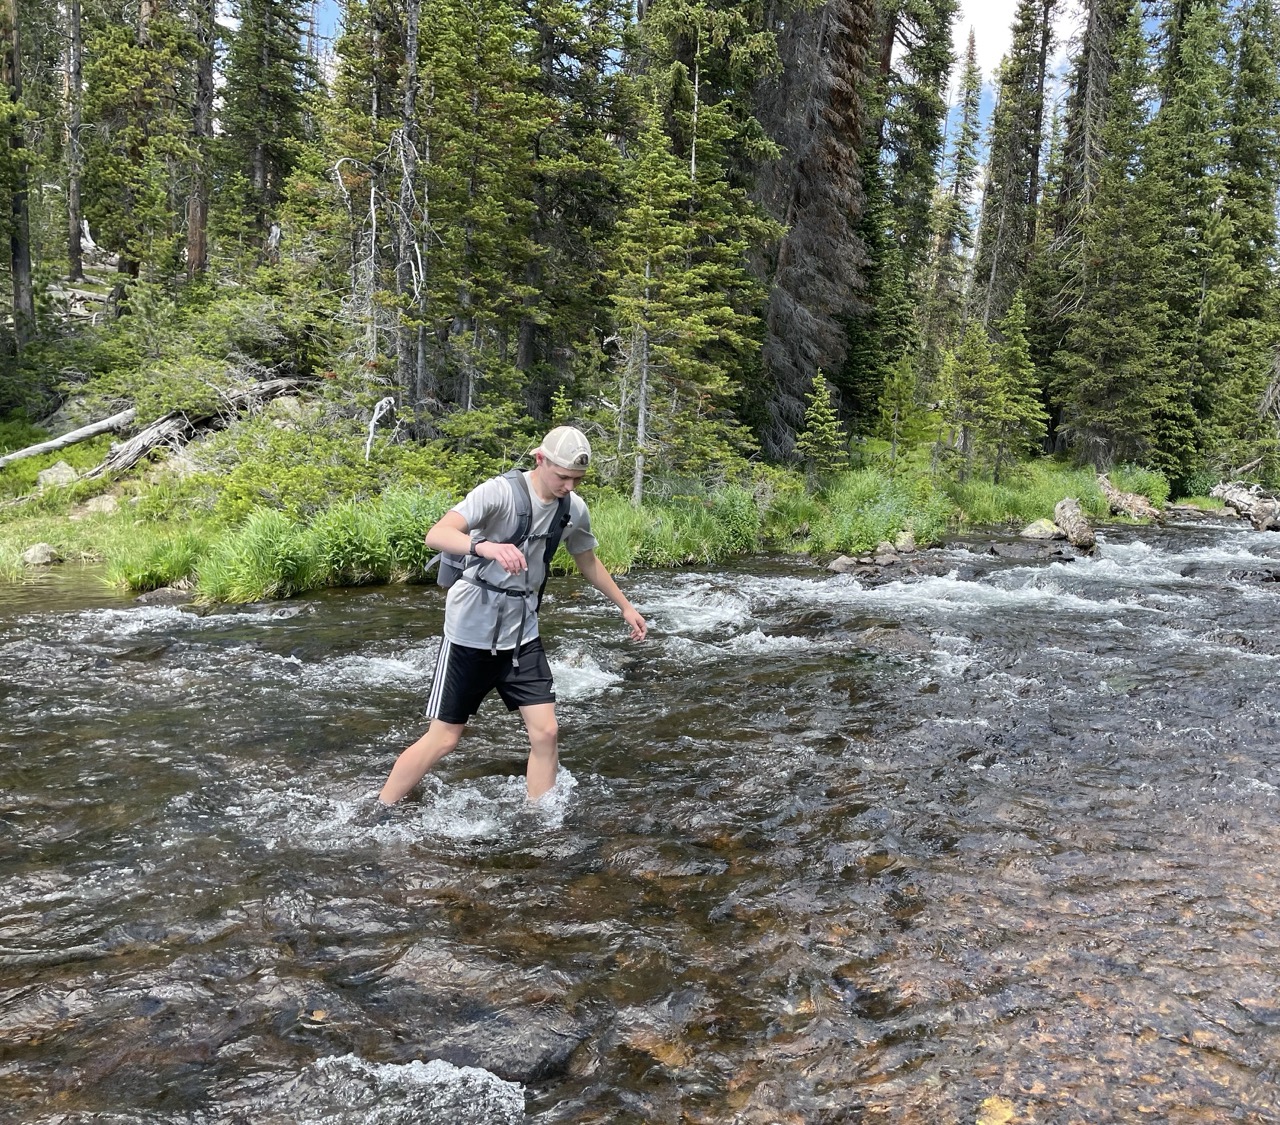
[
  {"xmin": 426, "ymin": 510, "xmax": 527, "ymax": 575},
  {"xmin": 572, "ymin": 549, "xmax": 647, "ymax": 640}
]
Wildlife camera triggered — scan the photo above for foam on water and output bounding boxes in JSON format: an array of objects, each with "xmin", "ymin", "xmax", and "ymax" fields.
[
  {"xmin": 265, "ymin": 1053, "xmax": 524, "ymax": 1125},
  {"xmin": 639, "ymin": 580, "xmax": 753, "ymax": 634},
  {"xmin": 550, "ymin": 648, "xmax": 623, "ymax": 700},
  {"xmin": 301, "ymin": 645, "xmax": 436, "ymax": 690},
  {"xmin": 234, "ymin": 767, "xmax": 582, "ymax": 852},
  {"xmin": 32, "ymin": 603, "xmax": 206, "ymax": 643}
]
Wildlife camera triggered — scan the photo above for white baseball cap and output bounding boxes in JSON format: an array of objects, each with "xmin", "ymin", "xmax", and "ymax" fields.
[{"xmin": 536, "ymin": 426, "xmax": 591, "ymax": 469}]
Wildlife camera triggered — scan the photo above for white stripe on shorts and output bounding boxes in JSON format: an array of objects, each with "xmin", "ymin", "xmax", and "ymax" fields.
[{"xmin": 426, "ymin": 638, "xmax": 453, "ymax": 719}]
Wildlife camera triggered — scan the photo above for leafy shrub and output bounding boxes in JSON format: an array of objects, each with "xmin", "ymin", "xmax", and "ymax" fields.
[
  {"xmin": 707, "ymin": 486, "xmax": 761, "ymax": 553},
  {"xmin": 0, "ymin": 419, "xmax": 47, "ymax": 455},
  {"xmin": 0, "ymin": 436, "xmax": 114, "ymax": 502},
  {"xmin": 1176, "ymin": 467, "xmax": 1219, "ymax": 501}
]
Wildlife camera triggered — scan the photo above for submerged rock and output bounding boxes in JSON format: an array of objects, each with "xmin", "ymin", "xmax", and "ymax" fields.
[{"xmin": 134, "ymin": 585, "xmax": 195, "ymax": 606}]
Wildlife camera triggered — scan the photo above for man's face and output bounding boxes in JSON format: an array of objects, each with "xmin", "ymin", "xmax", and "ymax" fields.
[{"xmin": 536, "ymin": 456, "xmax": 587, "ymax": 497}]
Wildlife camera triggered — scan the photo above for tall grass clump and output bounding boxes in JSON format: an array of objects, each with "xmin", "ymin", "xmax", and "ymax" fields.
[
  {"xmin": 947, "ymin": 462, "xmax": 1105, "ymax": 527},
  {"xmin": 1111, "ymin": 464, "xmax": 1170, "ymax": 509},
  {"xmin": 305, "ymin": 499, "xmax": 392, "ymax": 586},
  {"xmin": 814, "ymin": 470, "xmax": 911, "ymax": 554},
  {"xmin": 196, "ymin": 508, "xmax": 317, "ymax": 602},
  {"xmin": 105, "ymin": 527, "xmax": 209, "ymax": 591},
  {"xmin": 0, "ymin": 541, "xmax": 23, "ymax": 580},
  {"xmin": 586, "ymin": 493, "xmax": 652, "ymax": 572},
  {"xmin": 380, "ymin": 488, "xmax": 453, "ymax": 577}
]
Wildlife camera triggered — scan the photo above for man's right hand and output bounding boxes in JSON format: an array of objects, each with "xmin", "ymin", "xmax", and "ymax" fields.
[{"xmin": 477, "ymin": 540, "xmax": 527, "ymax": 574}]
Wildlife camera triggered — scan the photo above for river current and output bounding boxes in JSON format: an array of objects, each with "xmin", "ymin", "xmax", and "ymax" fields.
[{"xmin": 2, "ymin": 516, "xmax": 1279, "ymax": 1123}]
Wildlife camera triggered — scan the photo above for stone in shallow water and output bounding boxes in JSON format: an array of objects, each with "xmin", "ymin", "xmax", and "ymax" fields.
[
  {"xmin": 21, "ymin": 542, "xmax": 61, "ymax": 566},
  {"xmin": 1020, "ymin": 518, "xmax": 1064, "ymax": 540}
]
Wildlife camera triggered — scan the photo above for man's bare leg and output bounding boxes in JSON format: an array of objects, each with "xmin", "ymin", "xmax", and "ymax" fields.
[
  {"xmin": 378, "ymin": 719, "xmax": 466, "ymax": 805},
  {"xmin": 520, "ymin": 703, "xmax": 559, "ymax": 800}
]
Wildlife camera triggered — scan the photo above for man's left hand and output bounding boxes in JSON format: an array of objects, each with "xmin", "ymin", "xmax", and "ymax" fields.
[{"xmin": 623, "ymin": 607, "xmax": 648, "ymax": 641}]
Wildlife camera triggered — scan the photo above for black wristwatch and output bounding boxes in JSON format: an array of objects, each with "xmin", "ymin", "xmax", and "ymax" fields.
[{"xmin": 469, "ymin": 531, "xmax": 488, "ymax": 555}]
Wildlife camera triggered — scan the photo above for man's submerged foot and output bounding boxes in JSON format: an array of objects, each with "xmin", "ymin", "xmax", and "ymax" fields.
[{"xmin": 352, "ymin": 795, "xmax": 396, "ymax": 827}]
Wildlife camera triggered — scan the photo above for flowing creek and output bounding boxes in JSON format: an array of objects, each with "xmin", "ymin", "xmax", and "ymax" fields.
[{"xmin": 2, "ymin": 516, "xmax": 1280, "ymax": 1123}]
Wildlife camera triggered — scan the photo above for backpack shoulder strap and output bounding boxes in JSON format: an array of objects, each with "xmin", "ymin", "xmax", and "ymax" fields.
[
  {"xmin": 536, "ymin": 494, "xmax": 573, "ymax": 612},
  {"xmin": 499, "ymin": 467, "xmax": 533, "ymax": 546}
]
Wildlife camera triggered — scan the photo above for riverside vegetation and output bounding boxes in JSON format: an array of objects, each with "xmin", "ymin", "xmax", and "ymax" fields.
[
  {"xmin": 0, "ymin": 391, "xmax": 1184, "ymax": 602},
  {"xmin": 0, "ymin": 0, "xmax": 1273, "ymax": 601}
]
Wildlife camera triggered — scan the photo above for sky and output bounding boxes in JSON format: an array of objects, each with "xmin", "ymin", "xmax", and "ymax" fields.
[{"xmin": 952, "ymin": 0, "xmax": 1020, "ymax": 85}]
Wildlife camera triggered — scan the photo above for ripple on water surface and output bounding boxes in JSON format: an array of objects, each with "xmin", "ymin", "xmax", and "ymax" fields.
[{"xmin": 2, "ymin": 528, "xmax": 1280, "ymax": 1122}]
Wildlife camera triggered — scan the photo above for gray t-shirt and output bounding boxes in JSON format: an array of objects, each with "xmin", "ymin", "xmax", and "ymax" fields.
[{"xmin": 444, "ymin": 471, "xmax": 597, "ymax": 650}]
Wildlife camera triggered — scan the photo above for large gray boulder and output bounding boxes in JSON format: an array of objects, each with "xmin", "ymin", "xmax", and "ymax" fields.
[
  {"xmin": 36, "ymin": 460, "xmax": 78, "ymax": 489},
  {"xmin": 22, "ymin": 543, "xmax": 61, "ymax": 566}
]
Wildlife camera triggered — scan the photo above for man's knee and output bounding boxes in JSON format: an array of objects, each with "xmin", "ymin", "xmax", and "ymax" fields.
[
  {"xmin": 524, "ymin": 710, "xmax": 558, "ymax": 748},
  {"xmin": 426, "ymin": 719, "xmax": 466, "ymax": 752}
]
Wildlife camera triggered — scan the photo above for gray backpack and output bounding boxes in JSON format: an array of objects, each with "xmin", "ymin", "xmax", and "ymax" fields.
[{"xmin": 425, "ymin": 468, "xmax": 571, "ymax": 610}]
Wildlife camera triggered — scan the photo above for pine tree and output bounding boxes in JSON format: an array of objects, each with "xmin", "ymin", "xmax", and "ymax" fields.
[
  {"xmin": 876, "ymin": 351, "xmax": 930, "ymax": 469},
  {"xmin": 873, "ymin": 0, "xmax": 959, "ymax": 272},
  {"xmin": 0, "ymin": 0, "xmax": 33, "ymax": 347},
  {"xmin": 1141, "ymin": 0, "xmax": 1233, "ymax": 480},
  {"xmin": 795, "ymin": 372, "xmax": 847, "ymax": 480},
  {"xmin": 918, "ymin": 27, "xmax": 982, "ymax": 389},
  {"xmin": 608, "ymin": 95, "xmax": 758, "ymax": 504},
  {"xmin": 1210, "ymin": 0, "xmax": 1280, "ymax": 472},
  {"xmin": 935, "ymin": 320, "xmax": 997, "ymax": 478},
  {"xmin": 1051, "ymin": 2, "xmax": 1173, "ymax": 472},
  {"xmin": 969, "ymin": 0, "xmax": 1057, "ymax": 330},
  {"xmin": 990, "ymin": 292, "xmax": 1049, "ymax": 480},
  {"xmin": 81, "ymin": 0, "xmax": 195, "ymax": 287},
  {"xmin": 218, "ymin": 0, "xmax": 316, "ymax": 251}
]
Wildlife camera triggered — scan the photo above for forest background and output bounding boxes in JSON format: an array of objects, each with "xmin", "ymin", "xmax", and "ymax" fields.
[{"xmin": 0, "ymin": 0, "xmax": 1278, "ymax": 600}]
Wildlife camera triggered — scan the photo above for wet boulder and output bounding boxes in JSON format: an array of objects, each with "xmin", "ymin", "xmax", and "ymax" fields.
[
  {"xmin": 21, "ymin": 542, "xmax": 61, "ymax": 566},
  {"xmin": 1020, "ymin": 518, "xmax": 1064, "ymax": 540},
  {"xmin": 134, "ymin": 585, "xmax": 196, "ymax": 606},
  {"xmin": 428, "ymin": 1006, "xmax": 589, "ymax": 1083}
]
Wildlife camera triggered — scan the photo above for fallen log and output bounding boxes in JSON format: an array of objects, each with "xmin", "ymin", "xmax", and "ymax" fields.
[
  {"xmin": 0, "ymin": 407, "xmax": 137, "ymax": 470},
  {"xmin": 1209, "ymin": 481, "xmax": 1280, "ymax": 531},
  {"xmin": 1097, "ymin": 473, "xmax": 1161, "ymax": 520},
  {"xmin": 1053, "ymin": 497, "xmax": 1096, "ymax": 551},
  {"xmin": 84, "ymin": 378, "xmax": 313, "ymax": 480}
]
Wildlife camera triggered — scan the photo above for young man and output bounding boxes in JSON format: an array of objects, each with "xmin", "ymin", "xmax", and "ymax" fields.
[{"xmin": 377, "ymin": 427, "xmax": 647, "ymax": 806}]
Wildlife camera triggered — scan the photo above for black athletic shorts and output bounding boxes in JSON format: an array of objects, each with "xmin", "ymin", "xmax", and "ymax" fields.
[{"xmin": 425, "ymin": 637, "xmax": 556, "ymax": 724}]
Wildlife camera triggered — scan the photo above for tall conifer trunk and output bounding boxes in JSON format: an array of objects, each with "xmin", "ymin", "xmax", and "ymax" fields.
[
  {"xmin": 66, "ymin": 0, "xmax": 85, "ymax": 283},
  {"xmin": 1, "ymin": 0, "xmax": 33, "ymax": 348},
  {"xmin": 395, "ymin": 0, "xmax": 423, "ymax": 413},
  {"xmin": 186, "ymin": 0, "xmax": 214, "ymax": 279}
]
